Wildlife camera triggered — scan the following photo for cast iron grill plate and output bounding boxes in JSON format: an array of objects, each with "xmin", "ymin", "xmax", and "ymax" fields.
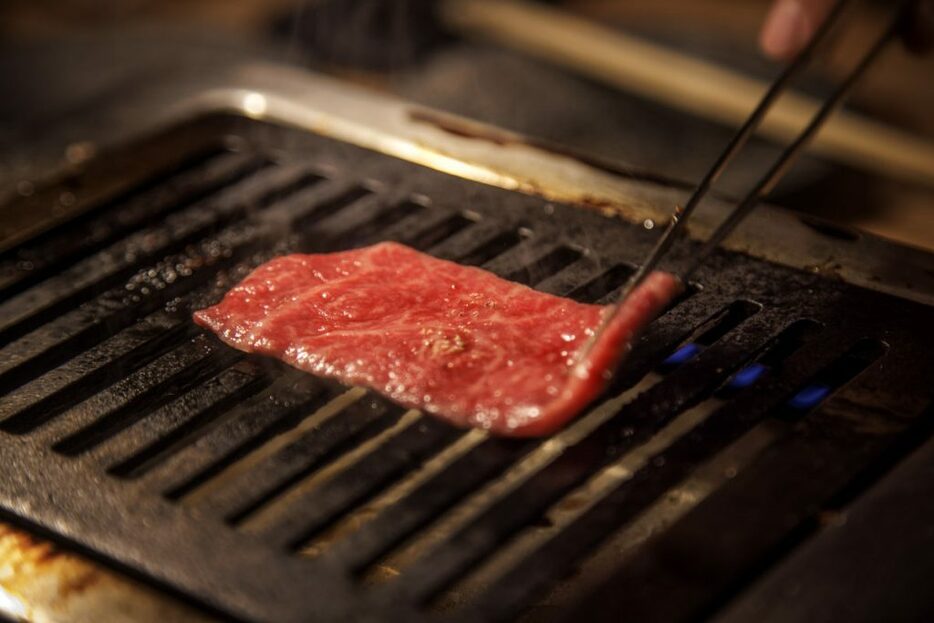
[{"xmin": 1, "ymin": 114, "xmax": 932, "ymax": 623}]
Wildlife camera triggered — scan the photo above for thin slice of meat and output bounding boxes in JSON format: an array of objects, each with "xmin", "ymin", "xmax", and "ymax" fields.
[{"xmin": 194, "ymin": 242, "xmax": 681, "ymax": 437}]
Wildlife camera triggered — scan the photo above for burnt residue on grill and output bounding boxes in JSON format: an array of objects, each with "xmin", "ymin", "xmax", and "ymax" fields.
[
  {"xmin": 0, "ymin": 522, "xmax": 102, "ymax": 598},
  {"xmin": 408, "ymin": 107, "xmax": 696, "ymax": 191},
  {"xmin": 0, "ymin": 114, "xmax": 933, "ymax": 623},
  {"xmin": 0, "ymin": 521, "xmax": 212, "ymax": 623}
]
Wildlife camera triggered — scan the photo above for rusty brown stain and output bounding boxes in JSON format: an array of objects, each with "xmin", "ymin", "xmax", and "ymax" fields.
[
  {"xmin": 0, "ymin": 525, "xmax": 67, "ymax": 566},
  {"xmin": 33, "ymin": 544, "xmax": 65, "ymax": 566},
  {"xmin": 59, "ymin": 568, "xmax": 102, "ymax": 597},
  {"xmin": 1, "ymin": 521, "xmax": 106, "ymax": 602},
  {"xmin": 573, "ymin": 194, "xmax": 619, "ymax": 210},
  {"xmin": 407, "ymin": 109, "xmax": 665, "ymax": 224},
  {"xmin": 0, "ymin": 521, "xmax": 214, "ymax": 621},
  {"xmin": 409, "ymin": 108, "xmax": 515, "ymax": 146},
  {"xmin": 408, "ymin": 108, "xmax": 694, "ymax": 192}
]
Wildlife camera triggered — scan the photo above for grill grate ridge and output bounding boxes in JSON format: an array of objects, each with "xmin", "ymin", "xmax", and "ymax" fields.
[
  {"xmin": 227, "ymin": 402, "xmax": 422, "ymax": 528},
  {"xmin": 404, "ymin": 212, "xmax": 477, "ymax": 252},
  {"xmin": 189, "ymin": 396, "xmax": 406, "ymax": 520},
  {"xmin": 104, "ymin": 364, "xmax": 274, "ymax": 477},
  {"xmin": 25, "ymin": 334, "xmax": 223, "ymax": 446},
  {"xmin": 0, "ymin": 163, "xmax": 353, "ymax": 394},
  {"xmin": 567, "ymin": 262, "xmax": 634, "ymax": 302},
  {"xmin": 341, "ymin": 200, "xmax": 427, "ymax": 249},
  {"xmin": 0, "ymin": 163, "xmax": 288, "ymax": 346},
  {"xmin": 52, "ymin": 345, "xmax": 244, "ymax": 456},
  {"xmin": 306, "ymin": 297, "xmax": 732, "ymax": 576},
  {"xmin": 153, "ymin": 379, "xmax": 338, "ymax": 498},
  {"xmin": 563, "ymin": 341, "xmax": 897, "ymax": 623},
  {"xmin": 0, "ymin": 313, "xmax": 190, "ymax": 430},
  {"xmin": 292, "ymin": 185, "xmax": 373, "ymax": 230},
  {"xmin": 463, "ymin": 321, "xmax": 830, "ymax": 621},
  {"xmin": 0, "ymin": 224, "xmax": 266, "ymax": 394},
  {"xmin": 455, "ymin": 229, "xmax": 525, "ymax": 267},
  {"xmin": 503, "ymin": 245, "xmax": 582, "ymax": 286},
  {"xmin": 373, "ymin": 312, "xmax": 775, "ymax": 605},
  {"xmin": 0, "ymin": 147, "xmax": 227, "ymax": 287},
  {"xmin": 263, "ymin": 418, "xmax": 466, "ymax": 550},
  {"xmin": 0, "ymin": 151, "xmax": 268, "ymax": 301}
]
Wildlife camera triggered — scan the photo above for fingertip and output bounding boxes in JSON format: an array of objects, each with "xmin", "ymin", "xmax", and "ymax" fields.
[
  {"xmin": 760, "ymin": 24, "xmax": 792, "ymax": 60},
  {"xmin": 760, "ymin": 0, "xmax": 812, "ymax": 60}
]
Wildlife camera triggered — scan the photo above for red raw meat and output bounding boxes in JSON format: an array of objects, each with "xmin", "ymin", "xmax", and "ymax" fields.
[{"xmin": 194, "ymin": 242, "xmax": 681, "ymax": 437}]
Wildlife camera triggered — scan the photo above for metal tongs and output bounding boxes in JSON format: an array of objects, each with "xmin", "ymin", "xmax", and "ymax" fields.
[{"xmin": 583, "ymin": 0, "xmax": 910, "ymax": 358}]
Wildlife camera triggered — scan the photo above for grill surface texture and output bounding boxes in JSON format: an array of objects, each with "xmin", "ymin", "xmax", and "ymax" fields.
[{"xmin": 1, "ymin": 115, "xmax": 933, "ymax": 623}]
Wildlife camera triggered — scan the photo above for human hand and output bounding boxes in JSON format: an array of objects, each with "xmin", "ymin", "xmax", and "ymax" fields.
[{"xmin": 760, "ymin": 0, "xmax": 934, "ymax": 60}]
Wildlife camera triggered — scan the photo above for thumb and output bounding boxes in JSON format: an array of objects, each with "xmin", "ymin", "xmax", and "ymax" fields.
[{"xmin": 760, "ymin": 0, "xmax": 837, "ymax": 60}]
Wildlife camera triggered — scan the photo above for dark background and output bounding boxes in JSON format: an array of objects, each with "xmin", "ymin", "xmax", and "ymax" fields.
[{"xmin": 1, "ymin": 0, "xmax": 931, "ymax": 250}]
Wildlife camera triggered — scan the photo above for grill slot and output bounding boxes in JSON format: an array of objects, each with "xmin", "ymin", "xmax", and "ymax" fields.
[
  {"xmin": 228, "ymin": 404, "xmax": 420, "ymax": 527},
  {"xmin": 103, "ymin": 364, "xmax": 272, "ymax": 477},
  {"xmin": 777, "ymin": 338, "xmax": 887, "ymax": 416},
  {"xmin": 190, "ymin": 396, "xmax": 406, "ymax": 521},
  {"xmin": 0, "ymin": 165, "xmax": 341, "ymax": 394},
  {"xmin": 340, "ymin": 200, "xmax": 427, "ymax": 249},
  {"xmin": 693, "ymin": 301, "xmax": 762, "ymax": 345},
  {"xmin": 404, "ymin": 212, "xmax": 477, "ymax": 252},
  {"xmin": 257, "ymin": 419, "xmax": 465, "ymax": 550},
  {"xmin": 455, "ymin": 229, "xmax": 525, "ymax": 267},
  {"xmin": 80, "ymin": 362, "xmax": 260, "ymax": 465},
  {"xmin": 428, "ymin": 219, "xmax": 508, "ymax": 262},
  {"xmin": 316, "ymin": 435, "xmax": 533, "ymax": 572},
  {"xmin": 152, "ymin": 375, "xmax": 336, "ymax": 497},
  {"xmin": 534, "ymin": 256, "xmax": 607, "ymax": 297},
  {"xmin": 307, "ymin": 197, "xmax": 395, "ymax": 252},
  {"xmin": 370, "ymin": 312, "xmax": 773, "ymax": 605},
  {"xmin": 715, "ymin": 319, "xmax": 822, "ymax": 398},
  {"xmin": 302, "ymin": 297, "xmax": 731, "ymax": 576},
  {"xmin": 1, "ymin": 117, "xmax": 931, "ymax": 623},
  {"xmin": 52, "ymin": 344, "xmax": 244, "ymax": 456},
  {"xmin": 567, "ymin": 263, "xmax": 634, "ymax": 302},
  {"xmin": 293, "ymin": 184, "xmax": 373, "ymax": 231},
  {"xmin": 460, "ymin": 321, "xmax": 827, "ymax": 621},
  {"xmin": 504, "ymin": 246, "xmax": 583, "ymax": 286},
  {"xmin": 0, "ymin": 163, "xmax": 294, "ymax": 347},
  {"xmin": 0, "ymin": 313, "xmax": 190, "ymax": 432},
  {"xmin": 171, "ymin": 389, "xmax": 368, "ymax": 505},
  {"xmin": 0, "ymin": 150, "xmax": 264, "ymax": 300},
  {"xmin": 657, "ymin": 301, "xmax": 762, "ymax": 373},
  {"xmin": 567, "ymin": 341, "xmax": 894, "ymax": 623},
  {"xmin": 253, "ymin": 171, "xmax": 326, "ymax": 208},
  {"xmin": 0, "ymin": 227, "xmax": 262, "ymax": 395},
  {"xmin": 25, "ymin": 334, "xmax": 222, "ymax": 447}
]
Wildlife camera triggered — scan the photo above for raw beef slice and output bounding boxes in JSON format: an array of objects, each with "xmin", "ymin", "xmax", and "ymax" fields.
[{"xmin": 194, "ymin": 242, "xmax": 681, "ymax": 436}]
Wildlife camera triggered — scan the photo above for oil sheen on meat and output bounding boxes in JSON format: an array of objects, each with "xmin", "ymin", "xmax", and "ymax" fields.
[{"xmin": 193, "ymin": 242, "xmax": 681, "ymax": 437}]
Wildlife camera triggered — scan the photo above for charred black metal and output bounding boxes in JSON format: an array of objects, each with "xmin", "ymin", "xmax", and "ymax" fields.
[{"xmin": 0, "ymin": 115, "xmax": 932, "ymax": 623}]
